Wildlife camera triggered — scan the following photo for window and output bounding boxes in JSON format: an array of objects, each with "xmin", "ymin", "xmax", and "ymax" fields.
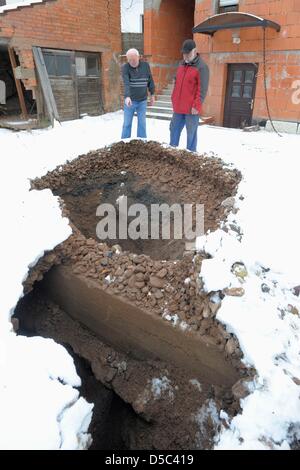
[
  {"xmin": 218, "ymin": 0, "xmax": 239, "ymax": 14},
  {"xmin": 56, "ymin": 55, "xmax": 72, "ymax": 76},
  {"xmin": 75, "ymin": 57, "xmax": 86, "ymax": 77},
  {"xmin": 43, "ymin": 52, "xmax": 72, "ymax": 77},
  {"xmin": 233, "ymin": 70, "xmax": 242, "ymax": 83},
  {"xmin": 231, "ymin": 85, "xmax": 241, "ymax": 98},
  {"xmin": 86, "ymin": 56, "xmax": 98, "ymax": 76},
  {"xmin": 75, "ymin": 55, "xmax": 99, "ymax": 77}
]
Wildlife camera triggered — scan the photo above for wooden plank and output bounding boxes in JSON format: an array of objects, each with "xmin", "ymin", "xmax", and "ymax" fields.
[
  {"xmin": 32, "ymin": 47, "xmax": 60, "ymax": 124},
  {"xmin": 50, "ymin": 78, "xmax": 77, "ymax": 120},
  {"xmin": 8, "ymin": 47, "xmax": 28, "ymax": 120},
  {"xmin": 77, "ymin": 76, "xmax": 101, "ymax": 116},
  {"xmin": 71, "ymin": 50, "xmax": 80, "ymax": 119}
]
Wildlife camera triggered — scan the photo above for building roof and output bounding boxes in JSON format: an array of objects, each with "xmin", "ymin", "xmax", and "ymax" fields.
[
  {"xmin": 0, "ymin": 0, "xmax": 49, "ymax": 15},
  {"xmin": 193, "ymin": 12, "xmax": 281, "ymax": 36}
]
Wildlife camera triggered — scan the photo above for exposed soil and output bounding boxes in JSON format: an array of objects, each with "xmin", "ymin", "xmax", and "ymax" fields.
[
  {"xmin": 14, "ymin": 286, "xmax": 242, "ymax": 450},
  {"xmin": 29, "ymin": 141, "xmax": 244, "ymax": 373},
  {"xmin": 15, "ymin": 140, "xmax": 252, "ymax": 449}
]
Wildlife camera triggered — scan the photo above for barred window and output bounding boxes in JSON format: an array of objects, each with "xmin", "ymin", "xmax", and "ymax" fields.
[{"xmin": 218, "ymin": 0, "xmax": 239, "ymax": 14}]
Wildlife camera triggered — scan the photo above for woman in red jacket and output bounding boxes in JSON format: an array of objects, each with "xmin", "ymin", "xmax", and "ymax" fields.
[{"xmin": 170, "ymin": 39, "xmax": 209, "ymax": 152}]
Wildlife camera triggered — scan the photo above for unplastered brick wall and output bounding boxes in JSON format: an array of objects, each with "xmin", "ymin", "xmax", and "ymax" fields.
[
  {"xmin": 0, "ymin": 0, "xmax": 122, "ymax": 112},
  {"xmin": 195, "ymin": 0, "xmax": 300, "ymax": 124},
  {"xmin": 144, "ymin": 0, "xmax": 196, "ymax": 93}
]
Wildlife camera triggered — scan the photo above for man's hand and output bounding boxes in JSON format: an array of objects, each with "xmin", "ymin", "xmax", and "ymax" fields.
[
  {"xmin": 149, "ymin": 95, "xmax": 155, "ymax": 106},
  {"xmin": 125, "ymin": 97, "xmax": 132, "ymax": 107},
  {"xmin": 191, "ymin": 107, "xmax": 199, "ymax": 115}
]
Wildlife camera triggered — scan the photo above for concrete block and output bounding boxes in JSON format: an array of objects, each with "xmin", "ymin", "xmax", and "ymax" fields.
[{"xmin": 265, "ymin": 120, "xmax": 298, "ymax": 134}]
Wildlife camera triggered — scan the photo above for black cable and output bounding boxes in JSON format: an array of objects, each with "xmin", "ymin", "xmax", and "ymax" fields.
[{"xmin": 262, "ymin": 27, "xmax": 282, "ymax": 136}]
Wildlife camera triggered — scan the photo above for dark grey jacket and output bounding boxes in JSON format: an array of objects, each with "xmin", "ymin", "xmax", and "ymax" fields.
[{"xmin": 122, "ymin": 60, "xmax": 155, "ymax": 102}]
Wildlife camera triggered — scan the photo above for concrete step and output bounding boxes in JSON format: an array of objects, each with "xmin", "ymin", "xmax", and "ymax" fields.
[
  {"xmin": 147, "ymin": 102, "xmax": 172, "ymax": 109},
  {"xmin": 154, "ymin": 100, "xmax": 173, "ymax": 108},
  {"xmin": 146, "ymin": 112, "xmax": 215, "ymax": 126},
  {"xmin": 156, "ymin": 94, "xmax": 172, "ymax": 101},
  {"xmin": 148, "ymin": 106, "xmax": 174, "ymax": 115},
  {"xmin": 146, "ymin": 111, "xmax": 173, "ymax": 121}
]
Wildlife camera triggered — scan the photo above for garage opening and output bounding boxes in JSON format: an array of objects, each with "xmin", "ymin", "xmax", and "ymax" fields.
[{"xmin": 0, "ymin": 45, "xmax": 36, "ymax": 123}]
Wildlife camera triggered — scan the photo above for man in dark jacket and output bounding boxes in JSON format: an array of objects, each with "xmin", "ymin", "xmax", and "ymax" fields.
[
  {"xmin": 170, "ymin": 39, "xmax": 209, "ymax": 152},
  {"xmin": 121, "ymin": 48, "xmax": 155, "ymax": 139}
]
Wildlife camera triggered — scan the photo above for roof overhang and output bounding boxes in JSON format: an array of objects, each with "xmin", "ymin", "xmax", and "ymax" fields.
[{"xmin": 193, "ymin": 12, "xmax": 281, "ymax": 36}]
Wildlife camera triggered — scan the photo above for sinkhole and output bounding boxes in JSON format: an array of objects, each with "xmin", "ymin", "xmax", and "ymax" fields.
[{"xmin": 13, "ymin": 141, "xmax": 248, "ymax": 449}]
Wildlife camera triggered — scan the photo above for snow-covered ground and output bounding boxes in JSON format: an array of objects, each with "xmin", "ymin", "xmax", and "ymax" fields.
[{"xmin": 0, "ymin": 112, "xmax": 299, "ymax": 449}]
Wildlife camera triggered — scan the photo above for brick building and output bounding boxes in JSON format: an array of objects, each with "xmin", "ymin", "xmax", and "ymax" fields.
[
  {"xmin": 144, "ymin": 0, "xmax": 300, "ymax": 130},
  {"xmin": 0, "ymin": 0, "xmax": 122, "ymax": 122}
]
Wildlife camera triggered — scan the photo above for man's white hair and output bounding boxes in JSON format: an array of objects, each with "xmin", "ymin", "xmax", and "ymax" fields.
[{"xmin": 126, "ymin": 48, "xmax": 140, "ymax": 57}]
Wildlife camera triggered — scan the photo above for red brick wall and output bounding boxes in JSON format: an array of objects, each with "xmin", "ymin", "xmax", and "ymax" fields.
[
  {"xmin": 194, "ymin": 0, "xmax": 300, "ymax": 124},
  {"xmin": 144, "ymin": 0, "xmax": 195, "ymax": 93},
  {"xmin": 0, "ymin": 0, "xmax": 122, "ymax": 112},
  {"xmin": 144, "ymin": 0, "xmax": 300, "ymax": 124}
]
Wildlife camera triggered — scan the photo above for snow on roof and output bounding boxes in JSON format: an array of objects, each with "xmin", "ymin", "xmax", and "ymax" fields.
[{"xmin": 0, "ymin": 0, "xmax": 47, "ymax": 15}]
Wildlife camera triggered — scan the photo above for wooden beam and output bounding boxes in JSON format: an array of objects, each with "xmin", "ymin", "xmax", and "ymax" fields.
[
  {"xmin": 32, "ymin": 46, "xmax": 60, "ymax": 125},
  {"xmin": 8, "ymin": 47, "xmax": 28, "ymax": 120}
]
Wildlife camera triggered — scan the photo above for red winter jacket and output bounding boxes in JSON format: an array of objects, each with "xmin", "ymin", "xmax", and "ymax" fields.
[{"xmin": 171, "ymin": 57, "xmax": 202, "ymax": 115}]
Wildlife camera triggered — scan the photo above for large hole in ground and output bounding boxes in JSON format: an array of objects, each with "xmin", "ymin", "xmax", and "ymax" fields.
[
  {"xmin": 60, "ymin": 172, "xmax": 186, "ymax": 260},
  {"xmin": 33, "ymin": 140, "xmax": 241, "ymax": 261},
  {"xmin": 17, "ymin": 141, "xmax": 248, "ymax": 449}
]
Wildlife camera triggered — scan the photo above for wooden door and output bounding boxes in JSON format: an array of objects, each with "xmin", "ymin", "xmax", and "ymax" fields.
[
  {"xmin": 223, "ymin": 63, "xmax": 258, "ymax": 128},
  {"xmin": 43, "ymin": 49, "xmax": 78, "ymax": 121},
  {"xmin": 75, "ymin": 52, "xmax": 103, "ymax": 117}
]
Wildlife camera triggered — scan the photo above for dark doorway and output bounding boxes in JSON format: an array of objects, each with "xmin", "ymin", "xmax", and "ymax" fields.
[
  {"xmin": 0, "ymin": 45, "xmax": 36, "ymax": 119},
  {"xmin": 223, "ymin": 63, "xmax": 258, "ymax": 128}
]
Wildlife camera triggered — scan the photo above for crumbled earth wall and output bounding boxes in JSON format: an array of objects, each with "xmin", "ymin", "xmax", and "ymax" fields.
[{"xmin": 15, "ymin": 288, "xmax": 244, "ymax": 450}]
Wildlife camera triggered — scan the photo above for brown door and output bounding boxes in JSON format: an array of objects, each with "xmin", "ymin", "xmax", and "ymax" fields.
[
  {"xmin": 43, "ymin": 49, "xmax": 78, "ymax": 121},
  {"xmin": 223, "ymin": 63, "xmax": 258, "ymax": 128},
  {"xmin": 75, "ymin": 53, "xmax": 103, "ymax": 117},
  {"xmin": 42, "ymin": 49, "xmax": 104, "ymax": 121}
]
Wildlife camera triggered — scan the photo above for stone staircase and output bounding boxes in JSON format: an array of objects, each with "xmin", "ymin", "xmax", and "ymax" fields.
[
  {"xmin": 146, "ymin": 82, "xmax": 173, "ymax": 121},
  {"xmin": 146, "ymin": 82, "xmax": 214, "ymax": 125}
]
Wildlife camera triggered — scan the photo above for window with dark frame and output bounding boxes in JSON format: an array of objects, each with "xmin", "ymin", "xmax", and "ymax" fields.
[
  {"xmin": 43, "ymin": 52, "xmax": 72, "ymax": 77},
  {"xmin": 43, "ymin": 50, "xmax": 100, "ymax": 78},
  {"xmin": 218, "ymin": 0, "xmax": 239, "ymax": 14},
  {"xmin": 86, "ymin": 56, "xmax": 98, "ymax": 76}
]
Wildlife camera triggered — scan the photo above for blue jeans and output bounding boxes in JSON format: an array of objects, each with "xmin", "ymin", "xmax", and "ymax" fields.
[
  {"xmin": 121, "ymin": 99, "xmax": 147, "ymax": 139},
  {"xmin": 169, "ymin": 113, "xmax": 199, "ymax": 152}
]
